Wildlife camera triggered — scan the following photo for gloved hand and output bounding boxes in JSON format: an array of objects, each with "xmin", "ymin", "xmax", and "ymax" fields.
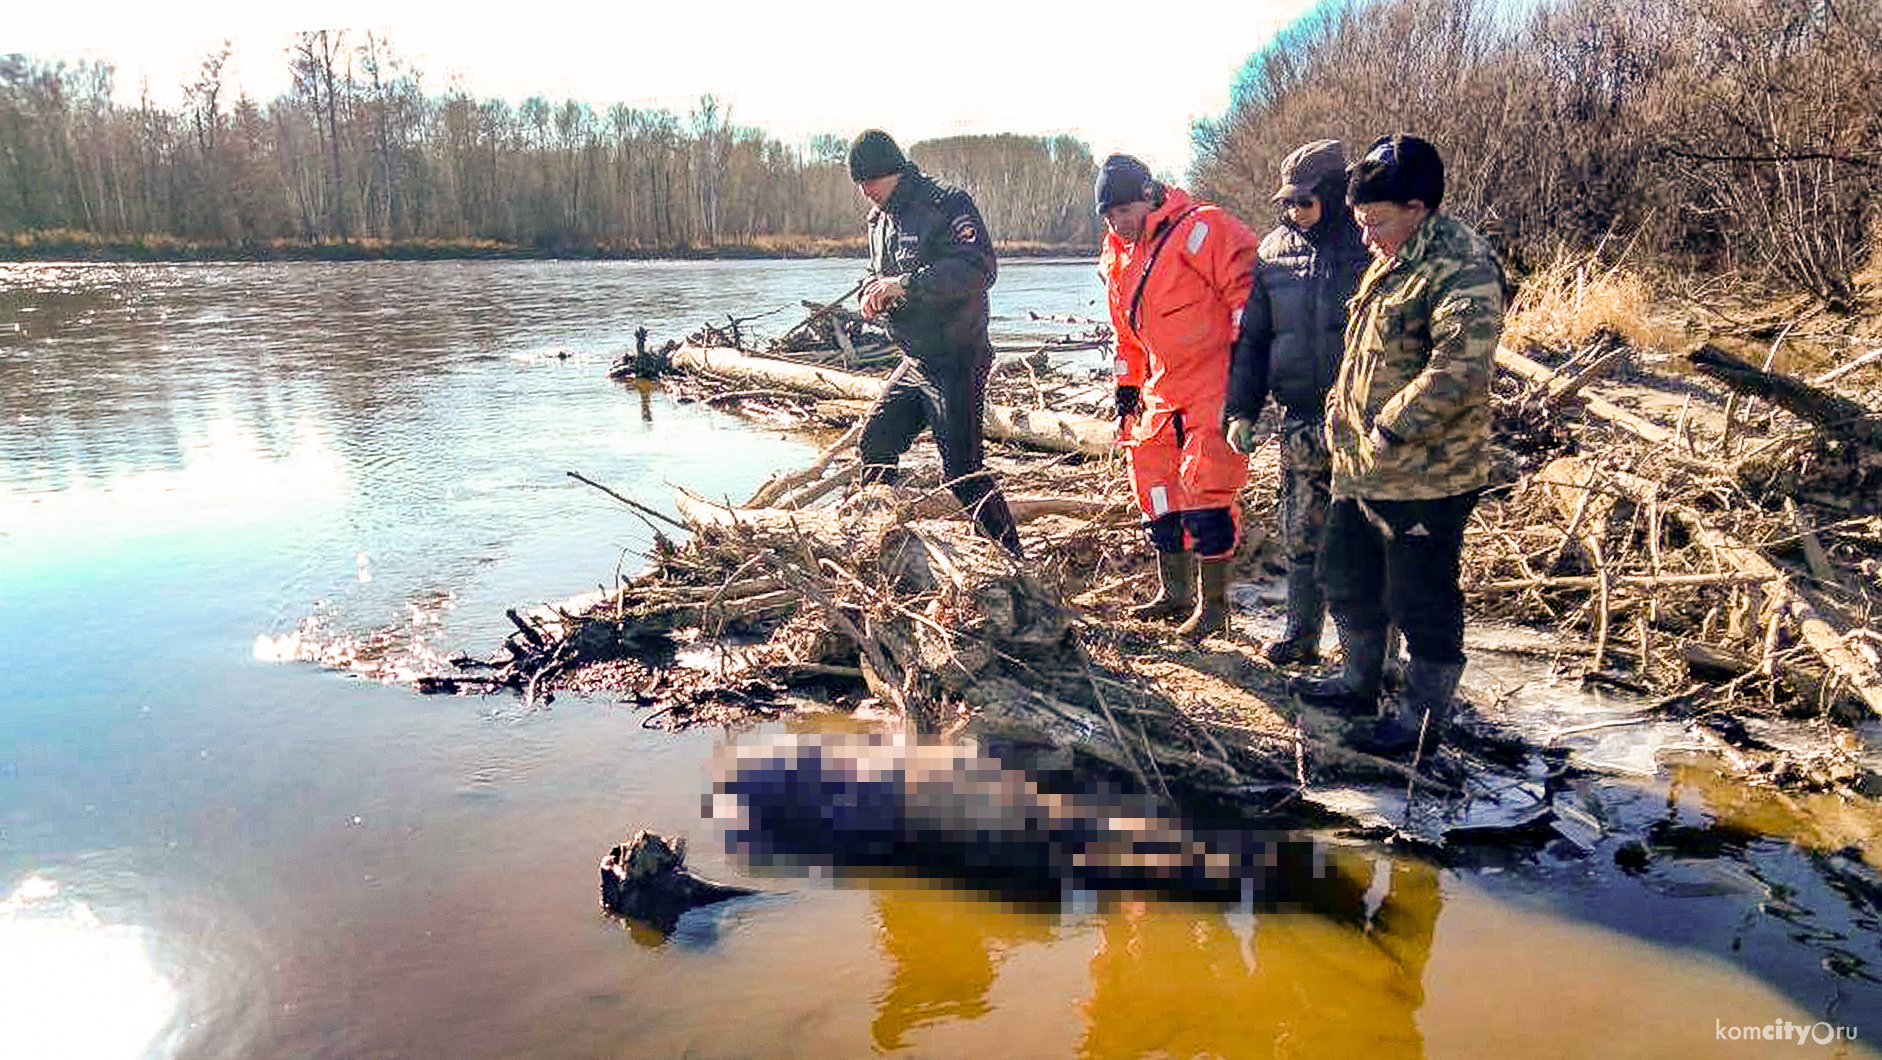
[
  {"xmin": 1225, "ymin": 417, "xmax": 1259, "ymax": 454},
  {"xmin": 1114, "ymin": 384, "xmax": 1142, "ymax": 422}
]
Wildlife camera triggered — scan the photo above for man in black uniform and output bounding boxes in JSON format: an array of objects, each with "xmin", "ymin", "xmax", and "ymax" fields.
[{"xmin": 848, "ymin": 129, "xmax": 1021, "ymax": 556}]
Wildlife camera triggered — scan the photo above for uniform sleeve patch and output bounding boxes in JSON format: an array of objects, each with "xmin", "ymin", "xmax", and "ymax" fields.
[
  {"xmin": 1185, "ymin": 220, "xmax": 1210, "ymax": 255},
  {"xmin": 951, "ymin": 215, "xmax": 980, "ymax": 245}
]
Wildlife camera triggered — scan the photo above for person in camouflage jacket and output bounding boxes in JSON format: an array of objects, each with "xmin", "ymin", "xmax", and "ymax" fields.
[{"xmin": 1293, "ymin": 134, "xmax": 1506, "ymax": 758}]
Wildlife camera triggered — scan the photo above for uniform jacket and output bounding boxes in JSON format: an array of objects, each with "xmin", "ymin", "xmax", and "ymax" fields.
[
  {"xmin": 1226, "ymin": 208, "xmax": 1370, "ymax": 422},
  {"xmin": 1325, "ymin": 213, "xmax": 1506, "ymax": 500},
  {"xmin": 1101, "ymin": 187, "xmax": 1259, "ymax": 448},
  {"xmin": 868, "ymin": 168, "xmax": 997, "ymax": 365}
]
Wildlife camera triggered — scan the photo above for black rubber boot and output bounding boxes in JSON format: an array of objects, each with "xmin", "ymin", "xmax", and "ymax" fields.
[
  {"xmin": 1354, "ymin": 657, "xmax": 1466, "ymax": 759},
  {"xmin": 1262, "ymin": 563, "xmax": 1325, "ymax": 666},
  {"xmin": 1381, "ymin": 626, "xmax": 1406, "ymax": 691},
  {"xmin": 972, "ymin": 491, "xmax": 1024, "ymax": 558},
  {"xmin": 1131, "ymin": 551, "xmax": 1195, "ymax": 622},
  {"xmin": 1178, "ymin": 556, "xmax": 1233, "ymax": 640},
  {"xmin": 1290, "ymin": 617, "xmax": 1387, "ymax": 715}
]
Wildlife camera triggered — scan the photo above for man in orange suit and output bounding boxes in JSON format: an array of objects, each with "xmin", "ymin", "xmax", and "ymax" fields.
[{"xmin": 1098, "ymin": 154, "xmax": 1259, "ymax": 638}]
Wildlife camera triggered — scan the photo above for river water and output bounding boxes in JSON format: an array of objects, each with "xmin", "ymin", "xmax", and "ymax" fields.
[{"xmin": 2, "ymin": 258, "xmax": 1879, "ymax": 1059}]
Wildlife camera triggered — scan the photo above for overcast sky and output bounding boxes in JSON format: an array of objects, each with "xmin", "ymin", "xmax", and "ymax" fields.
[{"xmin": 10, "ymin": 0, "xmax": 1313, "ymax": 180}]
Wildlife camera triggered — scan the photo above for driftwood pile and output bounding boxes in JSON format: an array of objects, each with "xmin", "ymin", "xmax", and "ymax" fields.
[
  {"xmin": 1463, "ymin": 336, "xmax": 1882, "ymax": 792},
  {"xmin": 556, "ymin": 295, "xmax": 1882, "ymax": 802}
]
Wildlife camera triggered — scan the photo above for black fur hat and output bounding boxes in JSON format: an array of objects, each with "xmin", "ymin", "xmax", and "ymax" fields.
[{"xmin": 1347, "ymin": 134, "xmax": 1445, "ymax": 211}]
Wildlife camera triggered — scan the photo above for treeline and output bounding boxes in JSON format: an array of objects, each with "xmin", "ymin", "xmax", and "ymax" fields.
[
  {"xmin": 0, "ymin": 33, "xmax": 1102, "ymax": 256},
  {"xmin": 1194, "ymin": 0, "xmax": 1882, "ymax": 308}
]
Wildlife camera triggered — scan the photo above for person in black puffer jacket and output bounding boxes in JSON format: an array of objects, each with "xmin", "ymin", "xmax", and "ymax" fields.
[
  {"xmin": 1224, "ymin": 140, "xmax": 1371, "ymax": 666},
  {"xmin": 848, "ymin": 129, "xmax": 1021, "ymax": 556}
]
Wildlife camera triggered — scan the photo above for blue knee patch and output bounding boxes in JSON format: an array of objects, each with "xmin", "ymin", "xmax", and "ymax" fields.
[
  {"xmin": 1144, "ymin": 512, "xmax": 1184, "ymax": 553},
  {"xmin": 1183, "ymin": 508, "xmax": 1236, "ymax": 557}
]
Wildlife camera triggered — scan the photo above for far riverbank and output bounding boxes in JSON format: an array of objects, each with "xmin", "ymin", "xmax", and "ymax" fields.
[{"xmin": 0, "ymin": 230, "xmax": 1097, "ymax": 264}]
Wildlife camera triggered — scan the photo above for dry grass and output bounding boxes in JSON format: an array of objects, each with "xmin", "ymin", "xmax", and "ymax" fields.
[
  {"xmin": 1850, "ymin": 227, "xmax": 1882, "ymax": 341},
  {"xmin": 1505, "ymin": 249, "xmax": 1673, "ymax": 353}
]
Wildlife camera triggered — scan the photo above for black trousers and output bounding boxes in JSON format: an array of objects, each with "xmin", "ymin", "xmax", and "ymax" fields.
[
  {"xmin": 1320, "ymin": 492, "xmax": 1480, "ymax": 665},
  {"xmin": 858, "ymin": 349, "xmax": 1020, "ymax": 554}
]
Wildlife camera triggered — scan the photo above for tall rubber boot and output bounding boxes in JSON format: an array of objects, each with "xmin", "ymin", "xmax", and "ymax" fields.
[
  {"xmin": 972, "ymin": 490, "xmax": 1024, "ymax": 559},
  {"xmin": 1381, "ymin": 625, "xmax": 1406, "ymax": 691},
  {"xmin": 1177, "ymin": 556, "xmax": 1233, "ymax": 640},
  {"xmin": 1262, "ymin": 563, "xmax": 1325, "ymax": 666},
  {"xmin": 1131, "ymin": 551, "xmax": 1194, "ymax": 622},
  {"xmin": 1289, "ymin": 616, "xmax": 1387, "ymax": 715},
  {"xmin": 1355, "ymin": 657, "xmax": 1466, "ymax": 759}
]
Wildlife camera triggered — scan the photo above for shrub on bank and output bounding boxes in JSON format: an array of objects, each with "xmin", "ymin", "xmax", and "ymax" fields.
[{"xmin": 1193, "ymin": 0, "xmax": 1882, "ymax": 310}]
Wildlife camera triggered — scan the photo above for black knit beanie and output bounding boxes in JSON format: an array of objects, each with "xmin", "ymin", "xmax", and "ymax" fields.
[
  {"xmin": 1094, "ymin": 154, "xmax": 1156, "ymax": 214},
  {"xmin": 848, "ymin": 130, "xmax": 907, "ymax": 182},
  {"xmin": 1347, "ymin": 134, "xmax": 1445, "ymax": 211}
]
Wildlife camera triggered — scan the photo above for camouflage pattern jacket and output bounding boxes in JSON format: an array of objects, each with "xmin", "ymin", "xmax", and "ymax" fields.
[{"xmin": 1325, "ymin": 213, "xmax": 1505, "ymax": 500}]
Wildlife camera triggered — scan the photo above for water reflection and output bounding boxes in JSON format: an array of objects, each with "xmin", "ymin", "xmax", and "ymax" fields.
[
  {"xmin": 862, "ymin": 849, "xmax": 1442, "ymax": 1059},
  {"xmin": 0, "ymin": 412, "xmax": 347, "ymax": 542},
  {"xmin": 0, "ymin": 875, "xmax": 177, "ymax": 1060},
  {"xmin": 870, "ymin": 886, "xmax": 1054, "ymax": 1050}
]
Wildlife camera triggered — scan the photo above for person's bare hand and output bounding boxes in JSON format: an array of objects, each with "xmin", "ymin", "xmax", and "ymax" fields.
[{"xmin": 860, "ymin": 277, "xmax": 906, "ymax": 320}]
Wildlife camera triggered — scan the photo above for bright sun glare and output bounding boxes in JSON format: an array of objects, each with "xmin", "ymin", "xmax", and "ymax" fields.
[{"xmin": 0, "ymin": 876, "xmax": 179, "ymax": 1060}]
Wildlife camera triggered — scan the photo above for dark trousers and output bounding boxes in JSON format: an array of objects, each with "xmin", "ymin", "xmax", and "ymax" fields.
[
  {"xmin": 1320, "ymin": 492, "xmax": 1479, "ymax": 665},
  {"xmin": 858, "ymin": 350, "xmax": 1020, "ymax": 554},
  {"xmin": 1143, "ymin": 508, "xmax": 1236, "ymax": 557}
]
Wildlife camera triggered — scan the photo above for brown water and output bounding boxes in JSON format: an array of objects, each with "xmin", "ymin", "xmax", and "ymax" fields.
[{"xmin": 1, "ymin": 259, "xmax": 1878, "ymax": 1059}]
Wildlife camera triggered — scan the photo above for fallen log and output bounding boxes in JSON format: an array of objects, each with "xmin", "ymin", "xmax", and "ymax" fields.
[
  {"xmin": 1812, "ymin": 346, "xmax": 1882, "ymax": 386},
  {"xmin": 671, "ymin": 341, "xmax": 1114, "ymax": 456},
  {"xmin": 1496, "ymin": 346, "xmax": 1675, "ymax": 445},
  {"xmin": 1668, "ymin": 510, "xmax": 1882, "ymax": 715},
  {"xmin": 1536, "ymin": 455, "xmax": 1882, "ymax": 714},
  {"xmin": 1687, "ymin": 343, "xmax": 1882, "ymax": 447},
  {"xmin": 1480, "ymin": 572, "xmax": 1771, "ymax": 592},
  {"xmin": 1544, "ymin": 348, "xmax": 1629, "ymax": 407},
  {"xmin": 1536, "ymin": 455, "xmax": 1651, "ymax": 569},
  {"xmin": 677, "ymin": 488, "xmax": 1127, "ymax": 531},
  {"xmin": 674, "ymin": 342, "xmax": 884, "ymax": 401}
]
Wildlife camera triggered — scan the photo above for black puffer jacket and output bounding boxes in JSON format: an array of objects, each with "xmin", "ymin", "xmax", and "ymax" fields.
[
  {"xmin": 1225, "ymin": 202, "xmax": 1369, "ymax": 421},
  {"xmin": 868, "ymin": 168, "xmax": 998, "ymax": 365}
]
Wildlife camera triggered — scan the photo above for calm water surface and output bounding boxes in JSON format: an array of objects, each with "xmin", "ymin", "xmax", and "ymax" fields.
[{"xmin": 2, "ymin": 259, "xmax": 1878, "ymax": 1059}]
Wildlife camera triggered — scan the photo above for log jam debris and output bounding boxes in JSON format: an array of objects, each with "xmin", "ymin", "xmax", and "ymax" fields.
[{"xmin": 469, "ymin": 303, "xmax": 1882, "ymax": 810}]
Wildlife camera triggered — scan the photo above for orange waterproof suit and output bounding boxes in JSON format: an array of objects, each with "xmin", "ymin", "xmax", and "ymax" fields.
[{"xmin": 1101, "ymin": 187, "xmax": 1260, "ymax": 556}]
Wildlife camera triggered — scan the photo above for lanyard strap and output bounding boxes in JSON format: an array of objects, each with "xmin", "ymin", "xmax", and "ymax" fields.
[{"xmin": 1126, "ymin": 205, "xmax": 1201, "ymax": 334}]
